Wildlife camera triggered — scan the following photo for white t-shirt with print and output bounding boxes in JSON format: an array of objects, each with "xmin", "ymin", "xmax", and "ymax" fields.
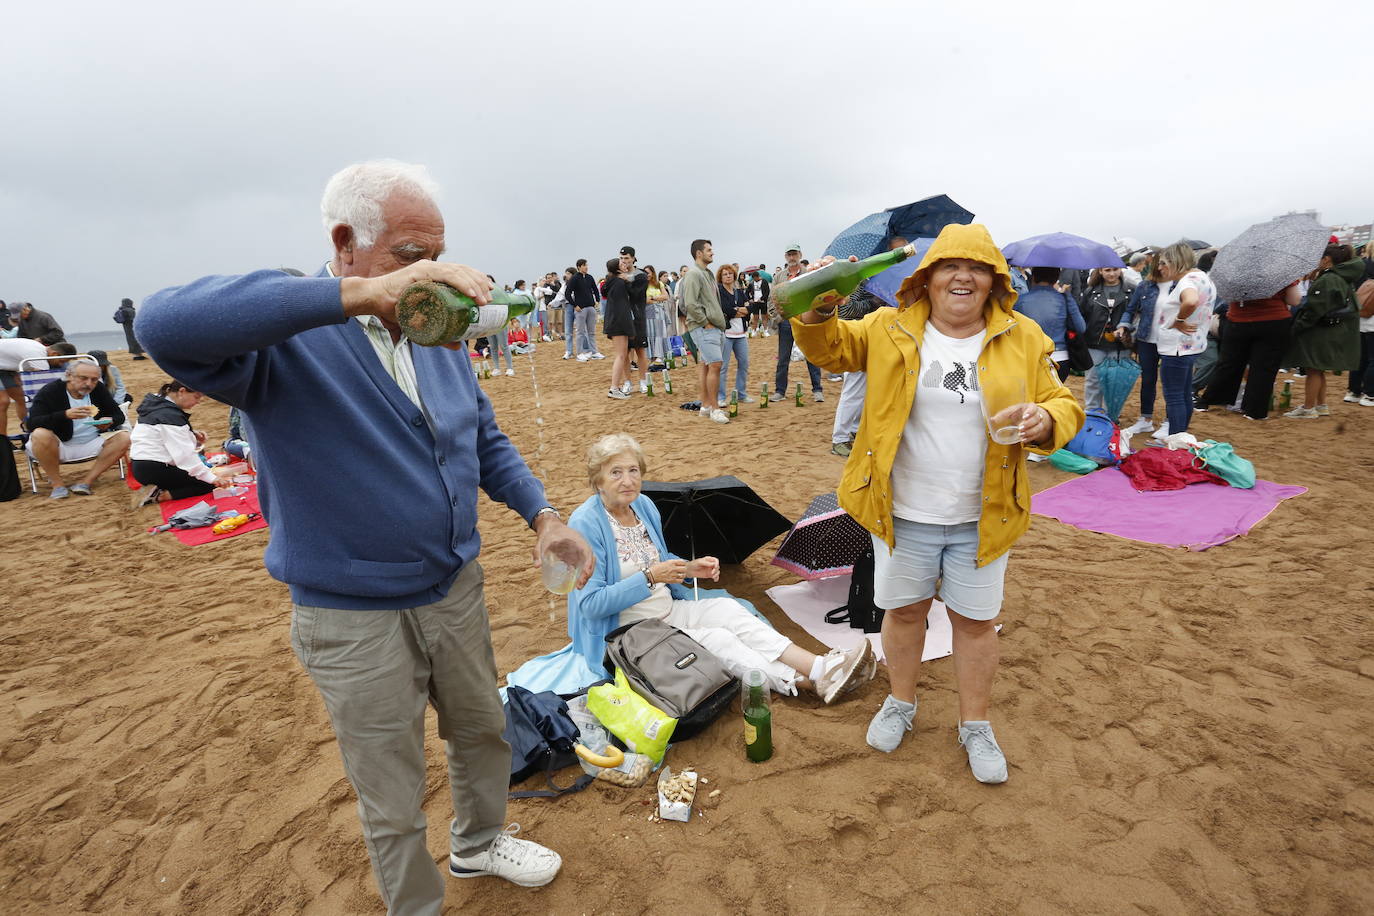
[
  {"xmin": 609, "ymin": 509, "xmax": 673, "ymax": 624},
  {"xmin": 890, "ymin": 326, "xmax": 988, "ymax": 525},
  {"xmin": 1154, "ymin": 270, "xmax": 1215, "ymax": 356}
]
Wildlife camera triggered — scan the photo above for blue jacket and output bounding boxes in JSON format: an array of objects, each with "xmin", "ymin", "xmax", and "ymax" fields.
[
  {"xmin": 1012, "ymin": 286, "xmax": 1085, "ymax": 350},
  {"xmin": 138, "ymin": 268, "xmax": 550, "ymax": 610},
  {"xmin": 566, "ymin": 493, "xmax": 693, "ymax": 673},
  {"xmin": 1122, "ymin": 281, "xmax": 1160, "ymax": 338}
]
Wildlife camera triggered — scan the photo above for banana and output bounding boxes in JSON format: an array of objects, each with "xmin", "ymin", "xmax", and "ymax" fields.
[{"xmin": 574, "ymin": 743, "xmax": 625, "ymax": 769}]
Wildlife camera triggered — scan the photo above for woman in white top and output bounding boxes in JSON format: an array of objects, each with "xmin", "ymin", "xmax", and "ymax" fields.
[
  {"xmin": 715, "ymin": 264, "xmax": 753, "ymax": 407},
  {"xmin": 1150, "ymin": 241, "xmax": 1216, "ymax": 436},
  {"xmin": 129, "ymin": 380, "xmax": 235, "ymax": 500},
  {"xmin": 566, "ymin": 433, "xmax": 875, "ymax": 703}
]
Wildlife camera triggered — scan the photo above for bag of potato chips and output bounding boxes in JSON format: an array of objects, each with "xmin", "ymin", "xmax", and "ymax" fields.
[{"xmin": 586, "ymin": 668, "xmax": 676, "ymax": 766}]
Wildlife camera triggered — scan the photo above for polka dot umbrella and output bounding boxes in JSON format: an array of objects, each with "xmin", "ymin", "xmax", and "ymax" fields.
[{"xmin": 770, "ymin": 492, "xmax": 870, "ymax": 581}]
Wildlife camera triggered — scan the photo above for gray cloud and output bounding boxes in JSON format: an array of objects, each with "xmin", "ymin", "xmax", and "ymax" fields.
[{"xmin": 5, "ymin": 0, "xmax": 1369, "ymax": 332}]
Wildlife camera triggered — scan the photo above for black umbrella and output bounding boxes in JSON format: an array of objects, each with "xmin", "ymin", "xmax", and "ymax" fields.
[
  {"xmin": 640, "ymin": 476, "xmax": 792, "ymax": 566},
  {"xmin": 1181, "ymin": 238, "xmax": 1212, "ymax": 250},
  {"xmin": 771, "ymin": 493, "xmax": 870, "ymax": 580}
]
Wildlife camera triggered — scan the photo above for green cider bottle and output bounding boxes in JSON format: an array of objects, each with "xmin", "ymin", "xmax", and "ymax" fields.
[
  {"xmin": 743, "ymin": 669, "xmax": 773, "ymax": 763},
  {"xmin": 396, "ymin": 281, "xmax": 536, "ymax": 346},
  {"xmin": 760, "ymin": 383, "xmax": 769, "ymax": 408},
  {"xmin": 794, "ymin": 383, "xmax": 803, "ymax": 406},
  {"xmin": 728, "ymin": 390, "xmax": 739, "ymax": 418},
  {"xmin": 664, "ymin": 370, "xmax": 674, "ymax": 395},
  {"xmin": 771, "ymin": 243, "xmax": 919, "ymax": 319}
]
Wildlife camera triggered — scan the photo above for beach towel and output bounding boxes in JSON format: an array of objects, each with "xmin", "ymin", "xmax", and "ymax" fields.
[
  {"xmin": 1031, "ymin": 468, "xmax": 1305, "ymax": 551},
  {"xmin": 765, "ymin": 576, "xmax": 957, "ymax": 664},
  {"xmin": 157, "ymin": 485, "xmax": 268, "ymax": 546}
]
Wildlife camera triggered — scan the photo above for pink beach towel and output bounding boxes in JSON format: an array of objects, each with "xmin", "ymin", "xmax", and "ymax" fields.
[{"xmin": 1031, "ymin": 468, "xmax": 1305, "ymax": 551}]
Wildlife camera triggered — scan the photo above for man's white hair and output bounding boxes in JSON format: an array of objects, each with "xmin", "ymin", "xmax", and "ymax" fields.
[{"xmin": 320, "ymin": 160, "xmax": 440, "ymax": 251}]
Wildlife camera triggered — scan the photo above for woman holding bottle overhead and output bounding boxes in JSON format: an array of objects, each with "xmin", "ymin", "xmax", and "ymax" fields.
[{"xmin": 792, "ymin": 223, "xmax": 1083, "ymax": 785}]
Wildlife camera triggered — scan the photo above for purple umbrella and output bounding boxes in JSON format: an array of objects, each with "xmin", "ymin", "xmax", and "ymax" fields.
[
  {"xmin": 1002, "ymin": 232, "xmax": 1124, "ymax": 270},
  {"xmin": 771, "ymin": 493, "xmax": 870, "ymax": 580}
]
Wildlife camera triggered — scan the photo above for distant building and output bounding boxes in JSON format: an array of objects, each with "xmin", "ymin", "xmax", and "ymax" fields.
[{"xmin": 1330, "ymin": 223, "xmax": 1372, "ymax": 248}]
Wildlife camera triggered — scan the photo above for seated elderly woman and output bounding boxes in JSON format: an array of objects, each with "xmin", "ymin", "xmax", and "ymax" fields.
[{"xmin": 568, "ymin": 433, "xmax": 875, "ymax": 703}]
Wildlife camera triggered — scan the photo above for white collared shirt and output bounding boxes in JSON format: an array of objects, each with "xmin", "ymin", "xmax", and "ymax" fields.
[{"xmin": 326, "ymin": 261, "xmax": 424, "ymax": 410}]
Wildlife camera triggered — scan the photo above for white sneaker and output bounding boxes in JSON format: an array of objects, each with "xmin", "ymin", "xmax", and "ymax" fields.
[
  {"xmin": 958, "ymin": 721, "xmax": 1008, "ymax": 784},
  {"xmin": 763, "ymin": 330, "xmax": 771, "ymax": 337},
  {"xmin": 709, "ymin": 408, "xmax": 730, "ymax": 424},
  {"xmin": 608, "ymin": 388, "xmax": 629, "ymax": 400},
  {"xmin": 739, "ymin": 393, "xmax": 757, "ymax": 403},
  {"xmin": 576, "ymin": 353, "xmax": 590, "ymax": 362},
  {"xmin": 542, "ymin": 334, "xmax": 552, "ymax": 342},
  {"xmin": 590, "ymin": 353, "xmax": 606, "ymax": 360},
  {"xmin": 815, "ymin": 641, "xmax": 876, "ymax": 704},
  {"xmin": 562, "ymin": 352, "xmax": 572, "ymax": 360},
  {"xmin": 812, "ymin": 390, "xmax": 825, "ymax": 403},
  {"xmin": 1284, "ymin": 406, "xmax": 1318, "ymax": 418},
  {"xmin": 1150, "ymin": 422, "xmax": 1171, "ymax": 441},
  {"xmin": 620, "ymin": 381, "xmax": 632, "ymax": 395},
  {"xmin": 1343, "ymin": 392, "xmax": 1360, "ymax": 403},
  {"xmin": 1123, "ymin": 417, "xmax": 1154, "ymax": 436},
  {"xmin": 505, "ymin": 368, "xmax": 515, "ymax": 377},
  {"xmin": 1361, "ymin": 396, "xmax": 1374, "ymax": 407},
  {"xmin": 449, "ymin": 824, "xmax": 561, "ymax": 887},
  {"xmin": 639, "ymin": 380, "xmax": 648, "ymax": 394}
]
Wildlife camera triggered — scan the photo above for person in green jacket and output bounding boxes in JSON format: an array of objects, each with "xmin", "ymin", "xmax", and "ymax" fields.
[{"xmin": 1284, "ymin": 243, "xmax": 1363, "ymax": 418}]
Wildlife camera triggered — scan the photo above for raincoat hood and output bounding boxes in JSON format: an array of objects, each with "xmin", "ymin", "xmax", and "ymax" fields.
[{"xmin": 896, "ymin": 223, "xmax": 1018, "ymax": 315}]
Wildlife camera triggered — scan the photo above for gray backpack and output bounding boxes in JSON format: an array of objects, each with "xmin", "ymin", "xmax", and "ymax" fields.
[{"xmin": 603, "ymin": 619, "xmax": 737, "ymax": 741}]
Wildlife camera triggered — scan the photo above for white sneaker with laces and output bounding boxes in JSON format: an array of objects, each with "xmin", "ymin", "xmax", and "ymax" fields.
[
  {"xmin": 866, "ymin": 695, "xmax": 915, "ymax": 752},
  {"xmin": 449, "ymin": 824, "xmax": 561, "ymax": 887},
  {"xmin": 1361, "ymin": 396, "xmax": 1374, "ymax": 407},
  {"xmin": 1284, "ymin": 406, "xmax": 1318, "ymax": 418},
  {"xmin": 620, "ymin": 381, "xmax": 632, "ymax": 395},
  {"xmin": 1343, "ymin": 392, "xmax": 1361, "ymax": 403},
  {"xmin": 639, "ymin": 380, "xmax": 648, "ymax": 394},
  {"xmin": 576, "ymin": 353, "xmax": 590, "ymax": 362},
  {"xmin": 814, "ymin": 641, "xmax": 875, "ymax": 704},
  {"xmin": 505, "ymin": 368, "xmax": 515, "ymax": 377},
  {"xmin": 1150, "ymin": 422, "xmax": 1171, "ymax": 441},
  {"xmin": 709, "ymin": 408, "xmax": 730, "ymax": 424},
  {"xmin": 958, "ymin": 721, "xmax": 1008, "ymax": 784},
  {"xmin": 590, "ymin": 352, "xmax": 606, "ymax": 360}
]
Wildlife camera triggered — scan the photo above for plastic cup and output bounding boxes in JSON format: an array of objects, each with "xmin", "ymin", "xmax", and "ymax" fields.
[
  {"xmin": 540, "ymin": 550, "xmax": 578, "ymax": 595},
  {"xmin": 981, "ymin": 377, "xmax": 1028, "ymax": 445}
]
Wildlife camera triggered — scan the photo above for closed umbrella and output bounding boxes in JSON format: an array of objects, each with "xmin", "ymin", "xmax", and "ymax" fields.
[
  {"xmin": 1210, "ymin": 213, "xmax": 1328, "ymax": 303},
  {"xmin": 1098, "ymin": 354, "xmax": 1141, "ymax": 423},
  {"xmin": 824, "ymin": 195, "xmax": 974, "ymax": 261},
  {"xmin": 1002, "ymin": 232, "xmax": 1124, "ymax": 270}
]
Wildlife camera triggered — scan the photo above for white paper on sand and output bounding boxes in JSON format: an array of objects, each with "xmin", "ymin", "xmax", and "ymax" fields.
[{"xmin": 765, "ymin": 576, "xmax": 954, "ymax": 664}]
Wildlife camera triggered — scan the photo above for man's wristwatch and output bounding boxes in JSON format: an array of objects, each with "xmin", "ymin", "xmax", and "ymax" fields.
[{"xmin": 532, "ymin": 506, "xmax": 562, "ymax": 527}]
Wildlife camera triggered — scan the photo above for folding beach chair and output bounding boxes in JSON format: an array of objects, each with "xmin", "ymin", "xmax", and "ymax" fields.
[{"xmin": 15, "ymin": 355, "xmax": 126, "ymax": 493}]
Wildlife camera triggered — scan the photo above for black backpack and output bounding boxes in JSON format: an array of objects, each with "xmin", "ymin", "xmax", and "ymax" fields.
[
  {"xmin": 824, "ymin": 544, "xmax": 885, "ymax": 633},
  {"xmin": 603, "ymin": 620, "xmax": 737, "ymax": 742},
  {"xmin": 502, "ymin": 686, "xmax": 592, "ymax": 799}
]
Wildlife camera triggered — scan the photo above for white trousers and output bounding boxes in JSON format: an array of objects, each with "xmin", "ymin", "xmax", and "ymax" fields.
[
  {"xmin": 656, "ymin": 597, "xmax": 800, "ymax": 696},
  {"xmin": 832, "ymin": 371, "xmax": 868, "ymax": 444}
]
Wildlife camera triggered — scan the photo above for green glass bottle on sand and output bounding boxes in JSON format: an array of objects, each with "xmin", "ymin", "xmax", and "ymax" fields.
[
  {"xmin": 396, "ymin": 281, "xmax": 536, "ymax": 346},
  {"xmin": 743, "ymin": 669, "xmax": 772, "ymax": 763},
  {"xmin": 771, "ymin": 243, "xmax": 919, "ymax": 318}
]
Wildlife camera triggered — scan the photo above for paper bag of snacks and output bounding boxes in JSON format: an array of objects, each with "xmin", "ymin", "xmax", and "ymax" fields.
[{"xmin": 657, "ymin": 768, "xmax": 697, "ymax": 823}]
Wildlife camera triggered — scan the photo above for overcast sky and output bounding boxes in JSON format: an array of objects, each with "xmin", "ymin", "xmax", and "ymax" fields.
[{"xmin": 6, "ymin": 0, "xmax": 1370, "ymax": 334}]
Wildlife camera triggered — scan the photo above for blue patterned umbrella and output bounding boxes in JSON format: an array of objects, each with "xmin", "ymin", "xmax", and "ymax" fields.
[
  {"xmin": 1003, "ymin": 232, "xmax": 1124, "ymax": 270},
  {"xmin": 823, "ymin": 195, "xmax": 974, "ymax": 261}
]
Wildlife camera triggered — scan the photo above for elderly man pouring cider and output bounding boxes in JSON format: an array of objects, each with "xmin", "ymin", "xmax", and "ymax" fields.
[{"xmin": 792, "ymin": 223, "xmax": 1082, "ymax": 784}]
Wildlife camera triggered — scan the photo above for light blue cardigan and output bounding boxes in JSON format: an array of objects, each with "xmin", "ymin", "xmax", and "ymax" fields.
[{"xmin": 566, "ymin": 493, "xmax": 694, "ymax": 674}]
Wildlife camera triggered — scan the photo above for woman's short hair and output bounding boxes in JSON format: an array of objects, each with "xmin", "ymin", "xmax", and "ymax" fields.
[
  {"xmin": 1030, "ymin": 266, "xmax": 1061, "ymax": 285},
  {"xmin": 587, "ymin": 433, "xmax": 647, "ymax": 487},
  {"xmin": 716, "ymin": 263, "xmax": 737, "ymax": 283},
  {"xmin": 1157, "ymin": 241, "xmax": 1198, "ymax": 275},
  {"xmin": 156, "ymin": 379, "xmax": 195, "ymax": 397}
]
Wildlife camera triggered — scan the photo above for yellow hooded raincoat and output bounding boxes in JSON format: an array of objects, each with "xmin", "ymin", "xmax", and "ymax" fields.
[{"xmin": 792, "ymin": 224, "xmax": 1084, "ymax": 567}]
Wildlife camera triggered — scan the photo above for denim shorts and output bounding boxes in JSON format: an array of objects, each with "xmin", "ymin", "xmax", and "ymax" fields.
[
  {"xmin": 871, "ymin": 518, "xmax": 1008, "ymax": 620},
  {"xmin": 690, "ymin": 327, "xmax": 725, "ymax": 364}
]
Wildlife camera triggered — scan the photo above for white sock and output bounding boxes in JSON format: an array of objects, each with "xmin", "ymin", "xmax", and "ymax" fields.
[{"xmin": 808, "ymin": 656, "xmax": 828, "ymax": 682}]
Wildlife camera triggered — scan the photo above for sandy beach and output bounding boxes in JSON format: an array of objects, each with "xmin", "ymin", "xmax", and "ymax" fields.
[{"xmin": 2, "ymin": 342, "xmax": 1371, "ymax": 914}]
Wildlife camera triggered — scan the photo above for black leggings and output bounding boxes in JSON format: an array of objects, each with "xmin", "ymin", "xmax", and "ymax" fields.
[{"xmin": 132, "ymin": 460, "xmax": 215, "ymax": 500}]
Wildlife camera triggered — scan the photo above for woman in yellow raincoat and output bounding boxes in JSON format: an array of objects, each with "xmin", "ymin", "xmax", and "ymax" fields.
[{"xmin": 793, "ymin": 223, "xmax": 1083, "ymax": 784}]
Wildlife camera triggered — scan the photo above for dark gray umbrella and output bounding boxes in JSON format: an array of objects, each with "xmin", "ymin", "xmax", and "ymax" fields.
[
  {"xmin": 1210, "ymin": 214, "xmax": 1328, "ymax": 303},
  {"xmin": 640, "ymin": 476, "xmax": 791, "ymax": 565}
]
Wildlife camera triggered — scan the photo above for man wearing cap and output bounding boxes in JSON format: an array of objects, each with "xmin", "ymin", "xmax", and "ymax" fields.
[
  {"xmin": 113, "ymin": 298, "xmax": 148, "ymax": 360},
  {"xmin": 9, "ymin": 302, "xmax": 66, "ymax": 347},
  {"xmin": 768, "ymin": 244, "xmax": 824, "ymax": 402}
]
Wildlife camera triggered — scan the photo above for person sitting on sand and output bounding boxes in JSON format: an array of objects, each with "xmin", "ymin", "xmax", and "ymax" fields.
[
  {"xmin": 128, "ymin": 380, "xmax": 236, "ymax": 503},
  {"xmin": 793, "ymin": 223, "xmax": 1084, "ymax": 784},
  {"xmin": 24, "ymin": 358, "xmax": 131, "ymax": 499},
  {"xmin": 507, "ymin": 318, "xmax": 535, "ymax": 355},
  {"xmin": 567, "ymin": 432, "xmax": 877, "ymax": 702}
]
